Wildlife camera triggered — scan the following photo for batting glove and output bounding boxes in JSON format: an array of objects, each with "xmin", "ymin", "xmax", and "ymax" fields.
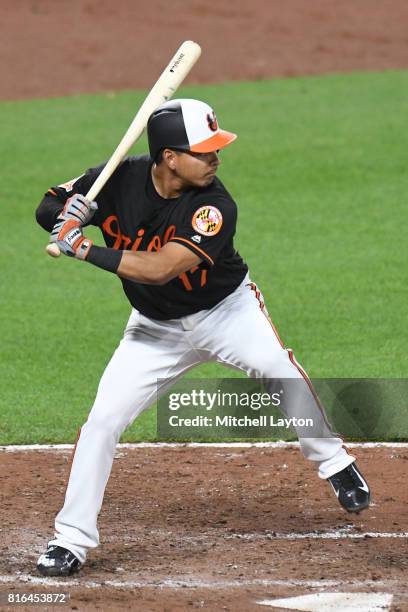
[
  {"xmin": 50, "ymin": 219, "xmax": 93, "ymax": 260},
  {"xmin": 58, "ymin": 193, "xmax": 98, "ymax": 225}
]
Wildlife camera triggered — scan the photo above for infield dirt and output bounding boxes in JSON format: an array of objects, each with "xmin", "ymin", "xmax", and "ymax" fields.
[
  {"xmin": 1, "ymin": 0, "xmax": 408, "ymax": 100},
  {"xmin": 1, "ymin": 445, "xmax": 408, "ymax": 610}
]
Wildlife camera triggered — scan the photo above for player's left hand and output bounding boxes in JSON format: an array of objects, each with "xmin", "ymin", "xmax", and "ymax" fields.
[
  {"xmin": 58, "ymin": 193, "xmax": 98, "ymax": 225},
  {"xmin": 50, "ymin": 219, "xmax": 93, "ymax": 260}
]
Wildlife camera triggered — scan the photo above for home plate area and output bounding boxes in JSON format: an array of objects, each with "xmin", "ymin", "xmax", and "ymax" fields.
[
  {"xmin": 1, "ymin": 443, "xmax": 408, "ymax": 610},
  {"xmin": 257, "ymin": 591, "xmax": 393, "ymax": 610}
]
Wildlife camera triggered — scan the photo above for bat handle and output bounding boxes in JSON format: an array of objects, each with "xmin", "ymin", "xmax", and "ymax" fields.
[{"xmin": 46, "ymin": 243, "xmax": 61, "ymax": 257}]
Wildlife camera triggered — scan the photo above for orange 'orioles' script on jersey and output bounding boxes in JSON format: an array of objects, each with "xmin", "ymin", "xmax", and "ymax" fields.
[{"xmin": 102, "ymin": 215, "xmax": 207, "ymax": 291}]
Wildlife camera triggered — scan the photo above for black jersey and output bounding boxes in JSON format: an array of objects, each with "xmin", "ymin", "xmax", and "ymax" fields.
[{"xmin": 46, "ymin": 155, "xmax": 248, "ymax": 319}]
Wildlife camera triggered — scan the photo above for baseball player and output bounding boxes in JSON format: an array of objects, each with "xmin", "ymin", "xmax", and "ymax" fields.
[{"xmin": 35, "ymin": 99, "xmax": 370, "ymax": 576}]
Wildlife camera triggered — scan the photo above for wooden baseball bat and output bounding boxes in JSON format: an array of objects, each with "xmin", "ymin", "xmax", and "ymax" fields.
[{"xmin": 46, "ymin": 40, "xmax": 202, "ymax": 257}]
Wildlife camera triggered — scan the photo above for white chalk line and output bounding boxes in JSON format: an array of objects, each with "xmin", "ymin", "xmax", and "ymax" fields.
[
  {"xmin": 1, "ymin": 441, "xmax": 408, "ymax": 452},
  {"xmin": 153, "ymin": 525, "xmax": 408, "ymax": 542},
  {"xmin": 226, "ymin": 530, "xmax": 408, "ymax": 541},
  {"xmin": 0, "ymin": 575, "xmax": 403, "ymax": 591}
]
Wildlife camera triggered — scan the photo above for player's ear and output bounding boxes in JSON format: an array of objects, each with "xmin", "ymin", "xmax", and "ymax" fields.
[{"xmin": 162, "ymin": 149, "xmax": 178, "ymax": 170}]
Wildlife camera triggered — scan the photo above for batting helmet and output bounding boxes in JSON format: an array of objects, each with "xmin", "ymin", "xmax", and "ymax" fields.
[{"xmin": 147, "ymin": 99, "xmax": 237, "ymax": 161}]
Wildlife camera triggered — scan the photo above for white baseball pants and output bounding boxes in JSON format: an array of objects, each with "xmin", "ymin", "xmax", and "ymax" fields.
[{"xmin": 49, "ymin": 274, "xmax": 354, "ymax": 562}]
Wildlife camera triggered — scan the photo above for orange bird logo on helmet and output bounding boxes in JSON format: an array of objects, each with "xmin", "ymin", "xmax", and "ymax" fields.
[{"xmin": 206, "ymin": 111, "xmax": 218, "ymax": 132}]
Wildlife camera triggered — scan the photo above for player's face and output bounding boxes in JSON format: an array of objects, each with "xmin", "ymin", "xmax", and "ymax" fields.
[{"xmin": 173, "ymin": 150, "xmax": 221, "ymax": 188}]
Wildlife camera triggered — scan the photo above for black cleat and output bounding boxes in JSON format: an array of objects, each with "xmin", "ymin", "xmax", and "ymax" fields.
[
  {"xmin": 37, "ymin": 545, "xmax": 82, "ymax": 577},
  {"xmin": 328, "ymin": 463, "xmax": 370, "ymax": 513}
]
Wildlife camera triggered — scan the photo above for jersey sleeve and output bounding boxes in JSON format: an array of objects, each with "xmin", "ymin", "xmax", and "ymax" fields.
[
  {"xmin": 170, "ymin": 197, "xmax": 237, "ymax": 266},
  {"xmin": 45, "ymin": 164, "xmax": 105, "ymax": 226}
]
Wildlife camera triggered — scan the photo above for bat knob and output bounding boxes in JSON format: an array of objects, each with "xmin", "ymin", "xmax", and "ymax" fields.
[{"xmin": 46, "ymin": 243, "xmax": 61, "ymax": 258}]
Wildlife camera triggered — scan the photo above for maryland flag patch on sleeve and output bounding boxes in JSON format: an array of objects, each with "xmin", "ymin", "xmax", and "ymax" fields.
[{"xmin": 192, "ymin": 205, "xmax": 223, "ymax": 236}]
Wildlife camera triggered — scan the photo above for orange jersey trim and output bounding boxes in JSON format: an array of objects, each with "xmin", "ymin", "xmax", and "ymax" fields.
[
  {"xmin": 47, "ymin": 188, "xmax": 58, "ymax": 196},
  {"xmin": 170, "ymin": 236, "xmax": 214, "ymax": 266}
]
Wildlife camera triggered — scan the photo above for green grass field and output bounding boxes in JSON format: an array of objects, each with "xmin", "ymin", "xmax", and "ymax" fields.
[{"xmin": 1, "ymin": 71, "xmax": 407, "ymax": 443}]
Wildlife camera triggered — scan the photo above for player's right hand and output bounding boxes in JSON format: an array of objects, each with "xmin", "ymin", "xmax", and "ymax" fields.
[
  {"xmin": 50, "ymin": 219, "xmax": 93, "ymax": 260},
  {"xmin": 58, "ymin": 193, "xmax": 98, "ymax": 225}
]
